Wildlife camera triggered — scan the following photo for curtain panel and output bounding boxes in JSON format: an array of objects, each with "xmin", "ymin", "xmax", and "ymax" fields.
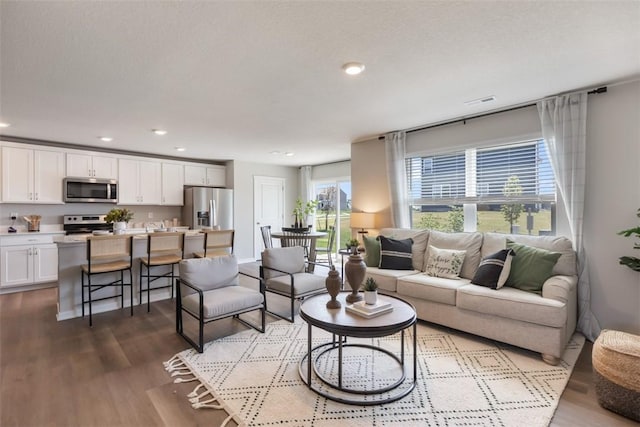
[
  {"xmin": 538, "ymin": 93, "xmax": 601, "ymax": 342},
  {"xmin": 384, "ymin": 131, "xmax": 411, "ymax": 228}
]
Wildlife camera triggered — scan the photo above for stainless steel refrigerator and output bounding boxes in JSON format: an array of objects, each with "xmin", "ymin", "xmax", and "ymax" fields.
[{"xmin": 183, "ymin": 187, "xmax": 234, "ymax": 230}]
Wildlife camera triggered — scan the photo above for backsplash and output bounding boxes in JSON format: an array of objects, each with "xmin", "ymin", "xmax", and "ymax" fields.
[{"xmin": 0, "ymin": 203, "xmax": 182, "ymax": 232}]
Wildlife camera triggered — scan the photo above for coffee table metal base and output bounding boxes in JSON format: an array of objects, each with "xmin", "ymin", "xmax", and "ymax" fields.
[{"xmin": 298, "ymin": 322, "xmax": 417, "ymax": 405}]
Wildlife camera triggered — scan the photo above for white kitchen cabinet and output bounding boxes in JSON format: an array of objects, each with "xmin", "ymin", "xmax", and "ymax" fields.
[
  {"xmin": 0, "ymin": 235, "xmax": 58, "ymax": 288},
  {"xmin": 1, "ymin": 146, "xmax": 64, "ymax": 203},
  {"xmin": 118, "ymin": 158, "xmax": 161, "ymax": 205},
  {"xmin": 184, "ymin": 164, "xmax": 226, "ymax": 187},
  {"xmin": 66, "ymin": 152, "xmax": 117, "ymax": 179},
  {"xmin": 161, "ymin": 162, "xmax": 184, "ymax": 205}
]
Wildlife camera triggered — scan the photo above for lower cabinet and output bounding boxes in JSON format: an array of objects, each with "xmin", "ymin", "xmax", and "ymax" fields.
[{"xmin": 0, "ymin": 235, "xmax": 59, "ymax": 289}]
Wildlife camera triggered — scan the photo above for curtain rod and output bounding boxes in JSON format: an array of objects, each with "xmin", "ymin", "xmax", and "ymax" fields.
[{"xmin": 378, "ymin": 86, "xmax": 607, "ymax": 140}]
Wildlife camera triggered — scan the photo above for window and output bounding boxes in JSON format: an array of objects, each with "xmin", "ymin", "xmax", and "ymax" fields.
[{"xmin": 407, "ymin": 139, "xmax": 556, "ymax": 235}]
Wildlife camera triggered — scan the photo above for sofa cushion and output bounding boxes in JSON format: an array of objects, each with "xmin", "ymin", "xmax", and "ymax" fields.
[
  {"xmin": 506, "ymin": 240, "xmax": 562, "ymax": 295},
  {"xmin": 266, "ymin": 272, "xmax": 326, "ymax": 296},
  {"xmin": 424, "ymin": 245, "xmax": 466, "ymax": 279},
  {"xmin": 179, "ymin": 256, "xmax": 239, "ymax": 291},
  {"xmin": 397, "ymin": 273, "xmax": 470, "ymax": 306},
  {"xmin": 426, "ymin": 230, "xmax": 483, "ymax": 280},
  {"xmin": 380, "ymin": 228, "xmax": 429, "ymax": 271},
  {"xmin": 379, "ymin": 236, "xmax": 413, "ymax": 270},
  {"xmin": 261, "ymin": 247, "xmax": 305, "ymax": 280},
  {"xmin": 471, "ymin": 248, "xmax": 515, "ymax": 289},
  {"xmin": 457, "ymin": 284, "xmax": 567, "ymax": 328},
  {"xmin": 362, "ymin": 235, "xmax": 380, "ymax": 267},
  {"xmin": 365, "ymin": 267, "xmax": 418, "ymax": 293},
  {"xmin": 482, "ymin": 232, "xmax": 576, "ymax": 277}
]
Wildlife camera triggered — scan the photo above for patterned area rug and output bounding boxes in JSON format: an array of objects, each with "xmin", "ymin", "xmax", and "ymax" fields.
[{"xmin": 165, "ymin": 319, "xmax": 584, "ymax": 427}]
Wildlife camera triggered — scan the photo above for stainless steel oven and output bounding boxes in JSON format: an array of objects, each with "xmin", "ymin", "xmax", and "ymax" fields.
[{"xmin": 63, "ymin": 178, "xmax": 118, "ymax": 203}]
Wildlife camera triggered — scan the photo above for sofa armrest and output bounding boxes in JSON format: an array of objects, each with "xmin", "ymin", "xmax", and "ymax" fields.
[{"xmin": 542, "ymin": 274, "xmax": 577, "ymax": 304}]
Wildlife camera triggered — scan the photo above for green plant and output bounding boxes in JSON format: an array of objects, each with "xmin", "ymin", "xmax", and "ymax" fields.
[
  {"xmin": 347, "ymin": 238, "xmax": 359, "ymax": 248},
  {"xmin": 363, "ymin": 277, "xmax": 378, "ymax": 292},
  {"xmin": 104, "ymin": 208, "xmax": 134, "ymax": 223},
  {"xmin": 618, "ymin": 208, "xmax": 640, "ymax": 272},
  {"xmin": 292, "ymin": 198, "xmax": 318, "ymax": 226},
  {"xmin": 500, "ymin": 176, "xmax": 525, "ymax": 232}
]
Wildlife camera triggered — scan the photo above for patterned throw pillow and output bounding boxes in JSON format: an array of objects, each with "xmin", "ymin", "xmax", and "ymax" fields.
[
  {"xmin": 425, "ymin": 245, "xmax": 467, "ymax": 279},
  {"xmin": 362, "ymin": 235, "xmax": 381, "ymax": 267},
  {"xmin": 378, "ymin": 236, "xmax": 413, "ymax": 270},
  {"xmin": 471, "ymin": 249, "xmax": 515, "ymax": 289}
]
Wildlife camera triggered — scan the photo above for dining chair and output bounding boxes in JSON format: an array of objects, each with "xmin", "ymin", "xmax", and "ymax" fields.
[
  {"xmin": 260, "ymin": 225, "xmax": 273, "ymax": 249},
  {"xmin": 81, "ymin": 234, "xmax": 134, "ymax": 326},
  {"xmin": 194, "ymin": 229, "xmax": 234, "ymax": 258},
  {"xmin": 139, "ymin": 231, "xmax": 185, "ymax": 313},
  {"xmin": 281, "ymin": 226, "xmax": 311, "ymax": 259},
  {"xmin": 314, "ymin": 225, "xmax": 336, "ymax": 267}
]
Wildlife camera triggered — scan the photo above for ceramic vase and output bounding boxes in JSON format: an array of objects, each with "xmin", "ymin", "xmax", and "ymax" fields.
[
  {"xmin": 113, "ymin": 221, "xmax": 126, "ymax": 235},
  {"xmin": 364, "ymin": 290, "xmax": 378, "ymax": 305},
  {"xmin": 344, "ymin": 253, "xmax": 365, "ymax": 303},
  {"xmin": 325, "ymin": 267, "xmax": 341, "ymax": 309}
]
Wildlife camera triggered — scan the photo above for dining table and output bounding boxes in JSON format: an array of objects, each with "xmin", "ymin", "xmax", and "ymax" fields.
[{"xmin": 271, "ymin": 230, "xmax": 327, "ymax": 272}]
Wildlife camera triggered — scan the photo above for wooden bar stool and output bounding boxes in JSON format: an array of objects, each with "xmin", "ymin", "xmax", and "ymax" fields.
[
  {"xmin": 139, "ymin": 232, "xmax": 185, "ymax": 312},
  {"xmin": 194, "ymin": 229, "xmax": 234, "ymax": 258},
  {"xmin": 81, "ymin": 234, "xmax": 134, "ymax": 326}
]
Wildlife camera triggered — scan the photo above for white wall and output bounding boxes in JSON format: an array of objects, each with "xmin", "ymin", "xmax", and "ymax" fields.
[
  {"xmin": 351, "ymin": 79, "xmax": 640, "ymax": 333},
  {"xmin": 584, "ymin": 80, "xmax": 640, "ymax": 334},
  {"xmin": 232, "ymin": 161, "xmax": 299, "ymax": 261}
]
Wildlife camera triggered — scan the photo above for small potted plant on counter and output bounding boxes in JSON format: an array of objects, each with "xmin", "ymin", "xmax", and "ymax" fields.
[
  {"xmin": 105, "ymin": 208, "xmax": 134, "ymax": 235},
  {"xmin": 363, "ymin": 277, "xmax": 378, "ymax": 305}
]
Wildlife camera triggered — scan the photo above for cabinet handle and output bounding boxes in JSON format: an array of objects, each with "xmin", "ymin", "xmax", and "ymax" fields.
[
  {"xmin": 35, "ymin": 193, "xmax": 38, "ymax": 200},
  {"xmin": 93, "ymin": 169, "xmax": 96, "ymax": 177},
  {"xmin": 29, "ymin": 192, "xmax": 33, "ymax": 200},
  {"xmin": 28, "ymin": 248, "xmax": 32, "ymax": 255},
  {"xmin": 34, "ymin": 248, "xmax": 39, "ymax": 256}
]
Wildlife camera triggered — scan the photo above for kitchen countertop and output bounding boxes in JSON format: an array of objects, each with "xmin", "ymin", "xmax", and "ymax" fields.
[{"xmin": 54, "ymin": 229, "xmax": 203, "ymax": 245}]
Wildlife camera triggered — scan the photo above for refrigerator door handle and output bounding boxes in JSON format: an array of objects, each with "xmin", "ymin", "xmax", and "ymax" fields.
[{"xmin": 210, "ymin": 199, "xmax": 217, "ymax": 228}]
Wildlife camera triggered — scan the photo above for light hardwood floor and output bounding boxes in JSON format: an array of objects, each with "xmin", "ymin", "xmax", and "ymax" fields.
[{"xmin": 0, "ymin": 287, "xmax": 635, "ymax": 427}]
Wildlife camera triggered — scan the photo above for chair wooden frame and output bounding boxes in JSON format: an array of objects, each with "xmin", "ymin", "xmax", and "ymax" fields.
[
  {"xmin": 81, "ymin": 235, "xmax": 134, "ymax": 327},
  {"xmin": 176, "ymin": 268, "xmax": 265, "ymax": 353},
  {"xmin": 139, "ymin": 232, "xmax": 185, "ymax": 313},
  {"xmin": 194, "ymin": 229, "xmax": 235, "ymax": 258},
  {"xmin": 280, "ymin": 227, "xmax": 312, "ymax": 259},
  {"xmin": 260, "ymin": 225, "xmax": 273, "ymax": 249},
  {"xmin": 314, "ymin": 225, "xmax": 336, "ymax": 267}
]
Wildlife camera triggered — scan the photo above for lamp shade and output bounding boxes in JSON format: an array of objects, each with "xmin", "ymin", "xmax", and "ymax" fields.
[{"xmin": 350, "ymin": 212, "xmax": 375, "ymax": 230}]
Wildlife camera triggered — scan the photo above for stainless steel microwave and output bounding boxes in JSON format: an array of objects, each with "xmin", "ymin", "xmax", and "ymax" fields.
[{"xmin": 63, "ymin": 178, "xmax": 118, "ymax": 203}]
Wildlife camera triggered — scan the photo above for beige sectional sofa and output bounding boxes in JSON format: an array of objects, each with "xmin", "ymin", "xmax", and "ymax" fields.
[{"xmin": 364, "ymin": 228, "xmax": 577, "ymax": 365}]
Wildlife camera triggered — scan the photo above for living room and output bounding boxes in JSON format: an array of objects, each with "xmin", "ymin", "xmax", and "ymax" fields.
[{"xmin": 1, "ymin": 1, "xmax": 639, "ymax": 426}]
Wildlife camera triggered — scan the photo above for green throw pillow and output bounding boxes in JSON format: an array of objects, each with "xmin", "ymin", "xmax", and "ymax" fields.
[
  {"xmin": 362, "ymin": 235, "xmax": 381, "ymax": 267},
  {"xmin": 505, "ymin": 240, "xmax": 562, "ymax": 294}
]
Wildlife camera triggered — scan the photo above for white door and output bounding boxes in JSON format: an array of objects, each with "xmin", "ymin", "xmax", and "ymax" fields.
[
  {"xmin": 66, "ymin": 153, "xmax": 93, "ymax": 178},
  {"xmin": 161, "ymin": 163, "xmax": 184, "ymax": 205},
  {"xmin": 33, "ymin": 244, "xmax": 58, "ymax": 283},
  {"xmin": 0, "ymin": 245, "xmax": 33, "ymax": 287},
  {"xmin": 34, "ymin": 150, "xmax": 64, "ymax": 203},
  {"xmin": 118, "ymin": 159, "xmax": 139, "ymax": 204},
  {"xmin": 1, "ymin": 146, "xmax": 33, "ymax": 202},
  {"xmin": 138, "ymin": 160, "xmax": 161, "ymax": 204},
  {"xmin": 254, "ymin": 176, "xmax": 285, "ymax": 259},
  {"xmin": 92, "ymin": 155, "xmax": 118, "ymax": 179}
]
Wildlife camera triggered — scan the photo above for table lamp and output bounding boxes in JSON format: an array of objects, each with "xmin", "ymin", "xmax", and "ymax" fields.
[{"xmin": 350, "ymin": 212, "xmax": 375, "ymax": 245}]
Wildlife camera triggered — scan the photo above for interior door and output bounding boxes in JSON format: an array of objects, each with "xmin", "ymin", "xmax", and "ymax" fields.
[{"xmin": 254, "ymin": 176, "xmax": 285, "ymax": 259}]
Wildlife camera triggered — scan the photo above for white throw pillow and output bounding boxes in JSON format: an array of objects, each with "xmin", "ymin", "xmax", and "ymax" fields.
[{"xmin": 425, "ymin": 245, "xmax": 467, "ymax": 279}]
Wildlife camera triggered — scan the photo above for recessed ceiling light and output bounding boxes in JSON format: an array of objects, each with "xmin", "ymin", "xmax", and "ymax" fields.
[
  {"xmin": 285, "ymin": 152, "xmax": 294, "ymax": 157},
  {"xmin": 270, "ymin": 151, "xmax": 281, "ymax": 155},
  {"xmin": 99, "ymin": 136, "xmax": 113, "ymax": 142},
  {"xmin": 342, "ymin": 62, "xmax": 365, "ymax": 75},
  {"xmin": 152, "ymin": 129, "xmax": 168, "ymax": 135},
  {"xmin": 0, "ymin": 122, "xmax": 10, "ymax": 128},
  {"xmin": 175, "ymin": 147, "xmax": 186, "ymax": 152}
]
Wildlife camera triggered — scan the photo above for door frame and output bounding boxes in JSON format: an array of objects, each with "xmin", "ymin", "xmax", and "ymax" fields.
[{"xmin": 253, "ymin": 176, "xmax": 285, "ymax": 259}]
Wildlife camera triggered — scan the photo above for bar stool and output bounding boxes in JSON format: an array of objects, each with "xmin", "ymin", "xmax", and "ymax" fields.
[
  {"xmin": 81, "ymin": 234, "xmax": 134, "ymax": 327},
  {"xmin": 194, "ymin": 229, "xmax": 234, "ymax": 258},
  {"xmin": 139, "ymin": 232, "xmax": 185, "ymax": 312}
]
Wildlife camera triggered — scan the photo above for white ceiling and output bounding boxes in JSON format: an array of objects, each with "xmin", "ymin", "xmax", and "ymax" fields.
[{"xmin": 1, "ymin": 1, "xmax": 639, "ymax": 166}]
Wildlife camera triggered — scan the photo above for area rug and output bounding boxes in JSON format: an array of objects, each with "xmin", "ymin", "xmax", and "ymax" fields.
[{"xmin": 165, "ymin": 319, "xmax": 584, "ymax": 427}]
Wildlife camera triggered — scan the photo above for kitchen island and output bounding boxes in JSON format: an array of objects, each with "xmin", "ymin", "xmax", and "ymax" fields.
[{"xmin": 55, "ymin": 231, "xmax": 204, "ymax": 321}]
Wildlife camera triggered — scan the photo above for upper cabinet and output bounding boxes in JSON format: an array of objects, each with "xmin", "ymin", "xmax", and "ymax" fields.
[
  {"xmin": 161, "ymin": 162, "xmax": 184, "ymax": 205},
  {"xmin": 118, "ymin": 158, "xmax": 161, "ymax": 205},
  {"xmin": 66, "ymin": 153, "xmax": 117, "ymax": 179},
  {"xmin": 1, "ymin": 146, "xmax": 64, "ymax": 204},
  {"xmin": 184, "ymin": 164, "xmax": 226, "ymax": 187}
]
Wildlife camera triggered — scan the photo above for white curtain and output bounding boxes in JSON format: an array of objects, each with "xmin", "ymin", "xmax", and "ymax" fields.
[
  {"xmin": 538, "ymin": 93, "xmax": 601, "ymax": 342},
  {"xmin": 384, "ymin": 131, "xmax": 411, "ymax": 228},
  {"xmin": 299, "ymin": 165, "xmax": 314, "ymax": 227}
]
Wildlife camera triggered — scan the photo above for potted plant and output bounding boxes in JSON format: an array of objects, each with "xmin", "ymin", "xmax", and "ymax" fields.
[
  {"xmin": 346, "ymin": 238, "xmax": 360, "ymax": 254},
  {"xmin": 105, "ymin": 208, "xmax": 134, "ymax": 234},
  {"xmin": 292, "ymin": 198, "xmax": 318, "ymax": 229},
  {"xmin": 618, "ymin": 208, "xmax": 640, "ymax": 272},
  {"xmin": 363, "ymin": 277, "xmax": 378, "ymax": 305}
]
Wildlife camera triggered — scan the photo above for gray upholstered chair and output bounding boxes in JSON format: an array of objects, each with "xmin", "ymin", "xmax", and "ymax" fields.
[
  {"xmin": 176, "ymin": 255, "xmax": 265, "ymax": 353},
  {"xmin": 260, "ymin": 246, "xmax": 328, "ymax": 322}
]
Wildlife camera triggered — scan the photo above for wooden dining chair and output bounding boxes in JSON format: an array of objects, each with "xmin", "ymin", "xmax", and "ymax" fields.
[{"xmin": 194, "ymin": 229, "xmax": 234, "ymax": 258}]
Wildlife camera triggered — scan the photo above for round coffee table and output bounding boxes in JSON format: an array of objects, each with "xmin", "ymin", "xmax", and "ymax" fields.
[{"xmin": 298, "ymin": 292, "xmax": 417, "ymax": 405}]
